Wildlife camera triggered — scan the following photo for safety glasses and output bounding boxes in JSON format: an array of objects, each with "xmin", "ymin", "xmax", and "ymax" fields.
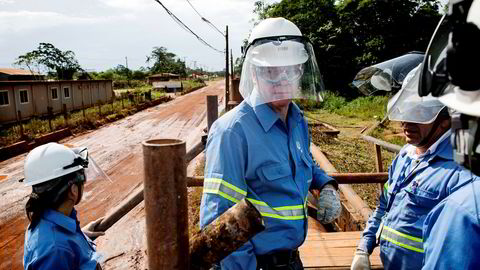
[{"xmin": 255, "ymin": 65, "xmax": 304, "ymax": 84}]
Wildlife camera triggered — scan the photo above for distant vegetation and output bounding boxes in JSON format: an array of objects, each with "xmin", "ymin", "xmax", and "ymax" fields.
[{"xmin": 252, "ymin": 0, "xmax": 443, "ymax": 97}]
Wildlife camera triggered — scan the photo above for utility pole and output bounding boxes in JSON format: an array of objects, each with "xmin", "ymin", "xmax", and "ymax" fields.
[
  {"xmin": 230, "ymin": 49, "xmax": 234, "ymax": 81},
  {"xmin": 225, "ymin": 25, "xmax": 230, "ymax": 111},
  {"xmin": 125, "ymin": 56, "xmax": 130, "ymax": 88}
]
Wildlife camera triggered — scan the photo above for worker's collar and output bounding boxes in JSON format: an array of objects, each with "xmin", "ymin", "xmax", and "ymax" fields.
[
  {"xmin": 402, "ymin": 130, "xmax": 453, "ymax": 161},
  {"xmin": 43, "ymin": 208, "xmax": 78, "ymax": 234},
  {"xmin": 252, "ymin": 102, "xmax": 303, "ymax": 132}
]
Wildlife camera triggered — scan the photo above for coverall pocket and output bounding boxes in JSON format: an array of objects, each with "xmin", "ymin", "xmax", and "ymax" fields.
[
  {"xmin": 259, "ymin": 163, "xmax": 292, "ymax": 182},
  {"xmin": 403, "ymin": 188, "xmax": 441, "ymax": 218}
]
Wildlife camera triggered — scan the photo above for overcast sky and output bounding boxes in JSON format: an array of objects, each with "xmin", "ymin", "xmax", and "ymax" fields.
[{"xmin": 0, "ymin": 0, "xmax": 279, "ymax": 72}]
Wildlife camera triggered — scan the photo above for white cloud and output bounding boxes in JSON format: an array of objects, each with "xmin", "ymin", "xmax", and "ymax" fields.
[
  {"xmin": 0, "ymin": 0, "xmax": 14, "ymax": 4},
  {"xmin": 0, "ymin": 11, "xmax": 133, "ymax": 33},
  {"xmin": 98, "ymin": 0, "xmax": 152, "ymax": 11}
]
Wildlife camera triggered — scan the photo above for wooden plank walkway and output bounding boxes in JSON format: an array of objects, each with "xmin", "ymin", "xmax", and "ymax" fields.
[{"xmin": 300, "ymin": 218, "xmax": 383, "ymax": 269}]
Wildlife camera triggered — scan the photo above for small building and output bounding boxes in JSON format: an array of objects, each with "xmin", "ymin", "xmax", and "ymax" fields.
[
  {"xmin": 0, "ymin": 68, "xmax": 45, "ymax": 81},
  {"xmin": 0, "ymin": 80, "xmax": 113, "ymax": 124},
  {"xmin": 148, "ymin": 73, "xmax": 180, "ymax": 84}
]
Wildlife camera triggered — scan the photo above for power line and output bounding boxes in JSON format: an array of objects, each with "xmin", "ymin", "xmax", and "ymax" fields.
[
  {"xmin": 185, "ymin": 0, "xmax": 225, "ymax": 37},
  {"xmin": 153, "ymin": 0, "xmax": 223, "ymax": 54}
]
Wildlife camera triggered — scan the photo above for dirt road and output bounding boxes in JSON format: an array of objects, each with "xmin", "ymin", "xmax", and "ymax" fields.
[{"xmin": 0, "ymin": 80, "xmax": 224, "ymax": 270}]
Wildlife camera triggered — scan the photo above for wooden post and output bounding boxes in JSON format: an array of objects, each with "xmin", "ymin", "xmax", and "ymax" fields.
[
  {"xmin": 82, "ymin": 99, "xmax": 86, "ymax": 119},
  {"xmin": 47, "ymin": 106, "xmax": 53, "ymax": 131},
  {"xmin": 207, "ymin": 95, "xmax": 218, "ymax": 133},
  {"xmin": 17, "ymin": 111, "xmax": 24, "ymax": 139},
  {"xmin": 374, "ymin": 144, "xmax": 384, "ymax": 197},
  {"xmin": 121, "ymin": 93, "xmax": 124, "ymax": 109},
  {"xmin": 63, "ymin": 104, "xmax": 68, "ymax": 126}
]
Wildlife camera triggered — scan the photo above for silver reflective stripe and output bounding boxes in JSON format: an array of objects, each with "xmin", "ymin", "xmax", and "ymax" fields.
[
  {"xmin": 203, "ymin": 178, "xmax": 246, "ymax": 203},
  {"xmin": 247, "ymin": 198, "xmax": 305, "ymax": 220},
  {"xmin": 380, "ymin": 226, "xmax": 424, "ymax": 253}
]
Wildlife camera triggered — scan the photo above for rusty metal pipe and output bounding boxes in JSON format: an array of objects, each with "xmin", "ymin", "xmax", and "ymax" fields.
[
  {"xmin": 95, "ymin": 139, "xmax": 206, "ymax": 234},
  {"xmin": 186, "ymin": 173, "xmax": 388, "ymax": 187},
  {"xmin": 361, "ymin": 135, "xmax": 402, "ymax": 153},
  {"xmin": 143, "ymin": 139, "xmax": 188, "ymax": 270},
  {"xmin": 190, "ymin": 198, "xmax": 265, "ymax": 270}
]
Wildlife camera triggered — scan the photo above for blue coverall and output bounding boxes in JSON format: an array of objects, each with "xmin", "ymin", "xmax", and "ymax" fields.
[
  {"xmin": 200, "ymin": 101, "xmax": 334, "ymax": 270},
  {"xmin": 358, "ymin": 131, "xmax": 474, "ymax": 270},
  {"xmin": 24, "ymin": 209, "xmax": 101, "ymax": 270},
  {"xmin": 422, "ymin": 178, "xmax": 480, "ymax": 269}
]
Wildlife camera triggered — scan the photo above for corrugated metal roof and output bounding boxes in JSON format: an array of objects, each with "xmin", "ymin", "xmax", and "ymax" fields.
[{"xmin": 0, "ymin": 68, "xmax": 42, "ymax": 76}]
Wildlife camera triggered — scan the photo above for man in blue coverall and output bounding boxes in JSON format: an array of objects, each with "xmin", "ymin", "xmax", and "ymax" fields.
[
  {"xmin": 350, "ymin": 64, "xmax": 475, "ymax": 270},
  {"xmin": 200, "ymin": 17, "xmax": 342, "ymax": 270},
  {"xmin": 418, "ymin": 0, "xmax": 480, "ymax": 268}
]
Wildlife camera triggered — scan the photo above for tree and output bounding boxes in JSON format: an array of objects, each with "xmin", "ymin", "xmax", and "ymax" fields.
[
  {"xmin": 15, "ymin": 43, "xmax": 83, "ymax": 80},
  {"xmin": 146, "ymin": 46, "xmax": 186, "ymax": 77},
  {"xmin": 250, "ymin": 0, "xmax": 443, "ymax": 96}
]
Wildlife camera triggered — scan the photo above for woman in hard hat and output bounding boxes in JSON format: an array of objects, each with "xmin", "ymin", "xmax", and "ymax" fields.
[{"xmin": 23, "ymin": 143, "xmax": 104, "ymax": 270}]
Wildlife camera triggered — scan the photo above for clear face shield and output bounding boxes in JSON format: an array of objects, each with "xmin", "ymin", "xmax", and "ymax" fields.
[
  {"xmin": 387, "ymin": 64, "xmax": 447, "ymax": 124},
  {"xmin": 239, "ymin": 37, "xmax": 325, "ymax": 107},
  {"xmin": 65, "ymin": 144, "xmax": 113, "ymax": 184},
  {"xmin": 353, "ymin": 52, "xmax": 424, "ymax": 95}
]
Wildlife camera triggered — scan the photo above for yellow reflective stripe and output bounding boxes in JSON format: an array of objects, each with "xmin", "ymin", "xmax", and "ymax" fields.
[
  {"xmin": 203, "ymin": 189, "xmax": 239, "ymax": 204},
  {"xmin": 273, "ymin": 205, "xmax": 304, "ymax": 211},
  {"xmin": 381, "ymin": 235, "xmax": 424, "ymax": 253},
  {"xmin": 384, "ymin": 226, "xmax": 423, "ymax": 242},
  {"xmin": 205, "ymin": 178, "xmax": 247, "ymax": 195},
  {"xmin": 261, "ymin": 212, "xmax": 304, "ymax": 220},
  {"xmin": 384, "ymin": 182, "xmax": 389, "ymax": 191},
  {"xmin": 247, "ymin": 198, "xmax": 268, "ymax": 206}
]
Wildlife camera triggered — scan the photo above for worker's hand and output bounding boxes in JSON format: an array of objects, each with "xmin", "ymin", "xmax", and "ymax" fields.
[
  {"xmin": 316, "ymin": 184, "xmax": 341, "ymax": 224},
  {"xmin": 351, "ymin": 250, "xmax": 371, "ymax": 270},
  {"xmin": 82, "ymin": 217, "xmax": 105, "ymax": 240}
]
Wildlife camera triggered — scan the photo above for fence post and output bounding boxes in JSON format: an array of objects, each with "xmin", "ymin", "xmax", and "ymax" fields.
[
  {"xmin": 82, "ymin": 100, "xmax": 86, "ymax": 119},
  {"xmin": 47, "ymin": 106, "xmax": 53, "ymax": 131},
  {"xmin": 374, "ymin": 144, "xmax": 384, "ymax": 197},
  {"xmin": 63, "ymin": 104, "xmax": 68, "ymax": 126},
  {"xmin": 207, "ymin": 95, "xmax": 218, "ymax": 133},
  {"xmin": 121, "ymin": 93, "xmax": 125, "ymax": 109},
  {"xmin": 17, "ymin": 111, "xmax": 24, "ymax": 139}
]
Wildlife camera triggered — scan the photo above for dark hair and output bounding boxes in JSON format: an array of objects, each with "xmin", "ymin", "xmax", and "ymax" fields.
[{"xmin": 25, "ymin": 170, "xmax": 84, "ymax": 227}]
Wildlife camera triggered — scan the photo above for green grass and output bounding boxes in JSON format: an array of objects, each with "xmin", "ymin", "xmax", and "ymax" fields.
[{"xmin": 297, "ymin": 91, "xmax": 389, "ymax": 120}]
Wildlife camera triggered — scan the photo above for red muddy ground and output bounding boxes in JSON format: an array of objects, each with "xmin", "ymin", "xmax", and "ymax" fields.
[{"xmin": 0, "ymin": 81, "xmax": 224, "ymax": 270}]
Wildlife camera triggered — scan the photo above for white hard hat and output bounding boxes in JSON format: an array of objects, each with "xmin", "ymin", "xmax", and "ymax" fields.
[
  {"xmin": 387, "ymin": 64, "xmax": 446, "ymax": 124},
  {"xmin": 24, "ymin": 143, "xmax": 88, "ymax": 187},
  {"xmin": 248, "ymin": 17, "xmax": 302, "ymax": 45},
  {"xmin": 240, "ymin": 17, "xmax": 325, "ymax": 106}
]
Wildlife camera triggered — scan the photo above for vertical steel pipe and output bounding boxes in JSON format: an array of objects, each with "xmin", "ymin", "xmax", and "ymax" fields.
[
  {"xmin": 143, "ymin": 139, "xmax": 188, "ymax": 270},
  {"xmin": 207, "ymin": 95, "xmax": 218, "ymax": 133}
]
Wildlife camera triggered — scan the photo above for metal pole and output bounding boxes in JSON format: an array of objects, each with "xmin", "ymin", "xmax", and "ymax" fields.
[
  {"xmin": 142, "ymin": 139, "xmax": 188, "ymax": 270},
  {"xmin": 225, "ymin": 25, "xmax": 230, "ymax": 111},
  {"xmin": 190, "ymin": 199, "xmax": 264, "ymax": 270},
  {"xmin": 206, "ymin": 95, "xmax": 218, "ymax": 133}
]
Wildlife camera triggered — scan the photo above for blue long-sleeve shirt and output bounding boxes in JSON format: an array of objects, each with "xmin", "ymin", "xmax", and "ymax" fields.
[
  {"xmin": 200, "ymin": 101, "xmax": 334, "ymax": 270},
  {"xmin": 358, "ymin": 131, "xmax": 474, "ymax": 270},
  {"xmin": 23, "ymin": 209, "xmax": 101, "ymax": 270},
  {"xmin": 422, "ymin": 178, "xmax": 480, "ymax": 270}
]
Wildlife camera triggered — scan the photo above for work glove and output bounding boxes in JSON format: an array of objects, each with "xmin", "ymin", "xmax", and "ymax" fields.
[
  {"xmin": 82, "ymin": 217, "xmax": 105, "ymax": 240},
  {"xmin": 350, "ymin": 250, "xmax": 371, "ymax": 270},
  {"xmin": 316, "ymin": 184, "xmax": 341, "ymax": 224}
]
